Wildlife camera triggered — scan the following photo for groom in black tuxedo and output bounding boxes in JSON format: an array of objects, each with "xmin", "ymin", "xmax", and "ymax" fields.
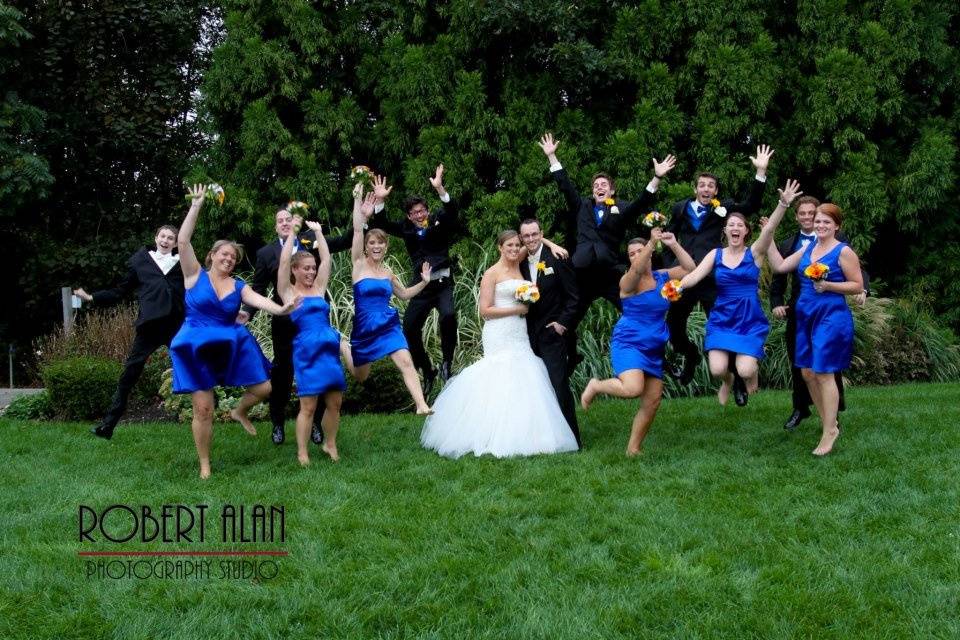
[
  {"xmin": 518, "ymin": 219, "xmax": 581, "ymax": 447},
  {"xmin": 244, "ymin": 207, "xmax": 351, "ymax": 445},
  {"xmin": 73, "ymin": 225, "xmax": 186, "ymax": 439}
]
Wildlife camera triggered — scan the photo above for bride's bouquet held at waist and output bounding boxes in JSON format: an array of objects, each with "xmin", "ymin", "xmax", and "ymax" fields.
[{"xmin": 515, "ymin": 283, "xmax": 540, "ymax": 304}]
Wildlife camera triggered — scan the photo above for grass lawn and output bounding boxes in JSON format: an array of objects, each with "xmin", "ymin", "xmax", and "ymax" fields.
[{"xmin": 1, "ymin": 382, "xmax": 958, "ymax": 639}]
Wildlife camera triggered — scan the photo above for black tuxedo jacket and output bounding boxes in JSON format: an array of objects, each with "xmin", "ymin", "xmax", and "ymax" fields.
[
  {"xmin": 665, "ymin": 178, "xmax": 767, "ymax": 266},
  {"xmin": 91, "ymin": 247, "xmax": 185, "ymax": 326},
  {"xmin": 370, "ymin": 198, "xmax": 459, "ymax": 284},
  {"xmin": 244, "ymin": 229, "xmax": 351, "ymax": 317},
  {"xmin": 551, "ymin": 168, "xmax": 656, "ymax": 270},
  {"xmin": 519, "ymin": 248, "xmax": 579, "ymax": 337},
  {"xmin": 769, "ymin": 230, "xmax": 869, "ymax": 308}
]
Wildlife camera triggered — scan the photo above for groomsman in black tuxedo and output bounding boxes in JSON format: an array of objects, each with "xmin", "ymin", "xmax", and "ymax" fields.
[
  {"xmin": 769, "ymin": 195, "xmax": 869, "ymax": 431},
  {"xmin": 664, "ymin": 145, "xmax": 774, "ymax": 387},
  {"xmin": 74, "ymin": 225, "xmax": 186, "ymax": 439},
  {"xmin": 538, "ymin": 133, "xmax": 676, "ymax": 340},
  {"xmin": 244, "ymin": 207, "xmax": 351, "ymax": 445},
  {"xmin": 370, "ymin": 166, "xmax": 458, "ymax": 395},
  {"xmin": 518, "ymin": 219, "xmax": 581, "ymax": 446}
]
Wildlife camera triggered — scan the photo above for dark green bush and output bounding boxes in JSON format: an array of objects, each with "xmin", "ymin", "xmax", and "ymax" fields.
[
  {"xmin": 42, "ymin": 357, "xmax": 122, "ymax": 420},
  {"xmin": 342, "ymin": 359, "xmax": 412, "ymax": 414},
  {"xmin": 3, "ymin": 391, "xmax": 54, "ymax": 420}
]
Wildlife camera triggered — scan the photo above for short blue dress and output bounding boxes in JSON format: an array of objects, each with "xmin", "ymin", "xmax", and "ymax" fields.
[
  {"xmin": 795, "ymin": 242, "xmax": 854, "ymax": 373},
  {"xmin": 610, "ymin": 270, "xmax": 671, "ymax": 378},
  {"xmin": 291, "ymin": 296, "xmax": 346, "ymax": 396},
  {"xmin": 704, "ymin": 247, "xmax": 769, "ymax": 359},
  {"xmin": 350, "ymin": 278, "xmax": 408, "ymax": 366},
  {"xmin": 170, "ymin": 269, "xmax": 271, "ymax": 393}
]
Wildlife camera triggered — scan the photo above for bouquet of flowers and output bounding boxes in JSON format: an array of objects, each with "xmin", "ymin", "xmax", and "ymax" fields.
[
  {"xmin": 710, "ymin": 198, "xmax": 727, "ymax": 217},
  {"xmin": 803, "ymin": 262, "xmax": 830, "ymax": 281},
  {"xmin": 515, "ymin": 283, "xmax": 540, "ymax": 304},
  {"xmin": 184, "ymin": 183, "xmax": 225, "ymax": 206},
  {"xmin": 287, "ymin": 200, "xmax": 309, "ymax": 215},
  {"xmin": 643, "ymin": 211, "xmax": 668, "ymax": 228},
  {"xmin": 350, "ymin": 165, "xmax": 374, "ymax": 190},
  {"xmin": 660, "ymin": 279, "xmax": 683, "ymax": 302}
]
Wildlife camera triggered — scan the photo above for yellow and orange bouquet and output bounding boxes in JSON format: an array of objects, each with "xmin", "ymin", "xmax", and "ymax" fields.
[
  {"xmin": 515, "ymin": 283, "xmax": 541, "ymax": 304},
  {"xmin": 803, "ymin": 262, "xmax": 830, "ymax": 281},
  {"xmin": 643, "ymin": 211, "xmax": 668, "ymax": 228},
  {"xmin": 660, "ymin": 279, "xmax": 683, "ymax": 302}
]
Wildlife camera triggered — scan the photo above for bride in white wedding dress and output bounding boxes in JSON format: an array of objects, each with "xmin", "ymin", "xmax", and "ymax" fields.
[{"xmin": 420, "ymin": 230, "xmax": 579, "ymax": 458}]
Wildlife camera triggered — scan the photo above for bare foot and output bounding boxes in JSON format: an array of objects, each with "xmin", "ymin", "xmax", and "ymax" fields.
[
  {"xmin": 717, "ymin": 380, "xmax": 730, "ymax": 406},
  {"xmin": 297, "ymin": 452, "xmax": 311, "ymax": 467},
  {"xmin": 625, "ymin": 446, "xmax": 643, "ymax": 457},
  {"xmin": 416, "ymin": 405, "xmax": 434, "ymax": 416},
  {"xmin": 812, "ymin": 426, "xmax": 840, "ymax": 456},
  {"xmin": 580, "ymin": 379, "xmax": 599, "ymax": 410},
  {"xmin": 229, "ymin": 408, "xmax": 257, "ymax": 436},
  {"xmin": 199, "ymin": 461, "xmax": 211, "ymax": 480},
  {"xmin": 322, "ymin": 442, "xmax": 340, "ymax": 462}
]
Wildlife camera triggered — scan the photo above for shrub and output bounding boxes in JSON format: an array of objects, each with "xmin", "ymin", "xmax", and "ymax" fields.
[
  {"xmin": 2, "ymin": 391, "xmax": 54, "ymax": 420},
  {"xmin": 133, "ymin": 346, "xmax": 172, "ymax": 401},
  {"xmin": 42, "ymin": 357, "xmax": 122, "ymax": 420},
  {"xmin": 34, "ymin": 305, "xmax": 137, "ymax": 375}
]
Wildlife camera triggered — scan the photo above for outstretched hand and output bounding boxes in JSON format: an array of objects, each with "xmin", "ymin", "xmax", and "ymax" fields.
[
  {"xmin": 73, "ymin": 287, "xmax": 93, "ymax": 302},
  {"xmin": 777, "ymin": 179, "xmax": 802, "ymax": 206},
  {"xmin": 538, "ymin": 133, "xmax": 559, "ymax": 157},
  {"xmin": 360, "ymin": 193, "xmax": 377, "ymax": 219},
  {"xmin": 305, "ymin": 220, "xmax": 322, "ymax": 234},
  {"xmin": 373, "ymin": 174, "xmax": 393, "ymax": 201},
  {"xmin": 750, "ymin": 145, "xmax": 775, "ymax": 173},
  {"xmin": 420, "ymin": 261, "xmax": 433, "ymax": 283},
  {"xmin": 653, "ymin": 154, "xmax": 677, "ymax": 178},
  {"xmin": 429, "ymin": 164, "xmax": 445, "ymax": 192},
  {"xmin": 188, "ymin": 184, "xmax": 207, "ymax": 206}
]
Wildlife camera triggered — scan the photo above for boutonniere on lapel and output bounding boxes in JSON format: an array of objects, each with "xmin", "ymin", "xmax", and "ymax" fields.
[
  {"xmin": 710, "ymin": 198, "xmax": 727, "ymax": 217},
  {"xmin": 536, "ymin": 261, "xmax": 554, "ymax": 276},
  {"xmin": 604, "ymin": 198, "xmax": 620, "ymax": 215}
]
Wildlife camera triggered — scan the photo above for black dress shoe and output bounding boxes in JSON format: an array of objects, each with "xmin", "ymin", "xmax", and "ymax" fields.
[
  {"xmin": 732, "ymin": 374, "xmax": 748, "ymax": 407},
  {"xmin": 311, "ymin": 424, "xmax": 324, "ymax": 445},
  {"xmin": 271, "ymin": 424, "xmax": 285, "ymax": 445},
  {"xmin": 783, "ymin": 409, "xmax": 810, "ymax": 431},
  {"xmin": 439, "ymin": 361, "xmax": 453, "ymax": 383},
  {"xmin": 680, "ymin": 352, "xmax": 701, "ymax": 386},
  {"xmin": 91, "ymin": 424, "xmax": 114, "ymax": 440}
]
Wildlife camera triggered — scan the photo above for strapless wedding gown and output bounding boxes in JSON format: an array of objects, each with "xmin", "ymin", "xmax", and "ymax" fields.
[{"xmin": 421, "ymin": 279, "xmax": 579, "ymax": 458}]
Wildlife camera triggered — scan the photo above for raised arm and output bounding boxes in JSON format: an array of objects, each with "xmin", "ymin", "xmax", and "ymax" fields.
[
  {"xmin": 619, "ymin": 230, "xmax": 660, "ymax": 296},
  {"xmin": 350, "ymin": 186, "xmax": 369, "ymax": 266},
  {"xmin": 728, "ymin": 145, "xmax": 774, "ymax": 216},
  {"xmin": 678, "ymin": 250, "xmax": 718, "ymax": 291},
  {"xmin": 74, "ymin": 261, "xmax": 138, "ymax": 307},
  {"xmin": 751, "ymin": 179, "xmax": 802, "ymax": 261},
  {"xmin": 429, "ymin": 164, "xmax": 459, "ymax": 225},
  {"xmin": 621, "ymin": 155, "xmax": 677, "ymax": 220},
  {"xmin": 660, "ymin": 231, "xmax": 696, "ymax": 280},
  {"xmin": 178, "ymin": 184, "xmax": 207, "ymax": 285},
  {"xmin": 305, "ymin": 220, "xmax": 332, "ymax": 294},
  {"xmin": 368, "ymin": 175, "xmax": 404, "ymax": 236},
  {"xmin": 391, "ymin": 262, "xmax": 431, "ymax": 301},
  {"xmin": 240, "ymin": 284, "xmax": 299, "ymax": 316},
  {"xmin": 767, "ymin": 242, "xmax": 806, "ymax": 274},
  {"xmin": 277, "ymin": 231, "xmax": 296, "ymax": 304},
  {"xmin": 539, "ymin": 133, "xmax": 582, "ymax": 216}
]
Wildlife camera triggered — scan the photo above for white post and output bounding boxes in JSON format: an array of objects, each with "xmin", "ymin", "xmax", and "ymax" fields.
[{"xmin": 61, "ymin": 287, "xmax": 74, "ymax": 335}]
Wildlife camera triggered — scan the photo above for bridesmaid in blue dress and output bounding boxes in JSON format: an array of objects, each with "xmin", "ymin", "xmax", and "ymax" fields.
[
  {"xmin": 768, "ymin": 203, "xmax": 863, "ymax": 456},
  {"xmin": 677, "ymin": 179, "xmax": 803, "ymax": 406},
  {"xmin": 580, "ymin": 228, "xmax": 695, "ymax": 455},
  {"xmin": 277, "ymin": 220, "xmax": 346, "ymax": 465},
  {"xmin": 172, "ymin": 185, "xmax": 299, "ymax": 479},
  {"xmin": 344, "ymin": 188, "xmax": 433, "ymax": 415}
]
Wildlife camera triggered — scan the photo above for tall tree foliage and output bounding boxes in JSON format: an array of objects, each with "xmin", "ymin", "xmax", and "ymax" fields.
[
  {"xmin": 199, "ymin": 0, "xmax": 960, "ymax": 326},
  {"xmin": 2, "ymin": 0, "xmax": 216, "ymax": 369}
]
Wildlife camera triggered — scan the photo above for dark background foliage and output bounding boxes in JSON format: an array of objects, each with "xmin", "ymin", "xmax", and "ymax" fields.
[{"xmin": 3, "ymin": 0, "xmax": 959, "ymax": 383}]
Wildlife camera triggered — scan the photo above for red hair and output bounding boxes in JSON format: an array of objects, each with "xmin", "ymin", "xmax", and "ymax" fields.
[{"xmin": 817, "ymin": 203, "xmax": 843, "ymax": 226}]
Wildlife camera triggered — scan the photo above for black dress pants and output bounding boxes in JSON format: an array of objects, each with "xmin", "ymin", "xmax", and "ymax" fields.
[
  {"xmin": 402, "ymin": 277, "xmax": 457, "ymax": 374},
  {"xmin": 531, "ymin": 326, "xmax": 580, "ymax": 447}
]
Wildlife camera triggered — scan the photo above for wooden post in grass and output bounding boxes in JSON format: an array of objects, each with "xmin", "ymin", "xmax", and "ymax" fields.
[{"xmin": 61, "ymin": 287, "xmax": 75, "ymax": 335}]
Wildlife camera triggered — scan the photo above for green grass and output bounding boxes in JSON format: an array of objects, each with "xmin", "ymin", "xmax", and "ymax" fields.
[{"xmin": 1, "ymin": 383, "xmax": 959, "ymax": 639}]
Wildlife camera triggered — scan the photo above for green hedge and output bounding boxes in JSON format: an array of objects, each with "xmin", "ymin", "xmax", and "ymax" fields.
[{"xmin": 42, "ymin": 357, "xmax": 121, "ymax": 420}]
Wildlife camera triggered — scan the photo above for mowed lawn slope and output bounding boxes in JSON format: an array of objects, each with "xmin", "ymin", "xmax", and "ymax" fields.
[{"xmin": 1, "ymin": 383, "xmax": 958, "ymax": 639}]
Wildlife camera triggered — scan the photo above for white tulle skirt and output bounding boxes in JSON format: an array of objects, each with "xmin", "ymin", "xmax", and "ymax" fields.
[{"xmin": 420, "ymin": 339, "xmax": 579, "ymax": 459}]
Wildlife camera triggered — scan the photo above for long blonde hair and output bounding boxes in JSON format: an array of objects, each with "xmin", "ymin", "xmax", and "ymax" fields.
[{"xmin": 205, "ymin": 239, "xmax": 244, "ymax": 268}]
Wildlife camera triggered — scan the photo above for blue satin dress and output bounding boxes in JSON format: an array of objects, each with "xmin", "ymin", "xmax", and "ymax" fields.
[
  {"xmin": 291, "ymin": 296, "xmax": 346, "ymax": 396},
  {"xmin": 704, "ymin": 247, "xmax": 769, "ymax": 359},
  {"xmin": 795, "ymin": 242, "xmax": 854, "ymax": 373},
  {"xmin": 170, "ymin": 269, "xmax": 271, "ymax": 393},
  {"xmin": 350, "ymin": 278, "xmax": 408, "ymax": 366},
  {"xmin": 611, "ymin": 270, "xmax": 672, "ymax": 378}
]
